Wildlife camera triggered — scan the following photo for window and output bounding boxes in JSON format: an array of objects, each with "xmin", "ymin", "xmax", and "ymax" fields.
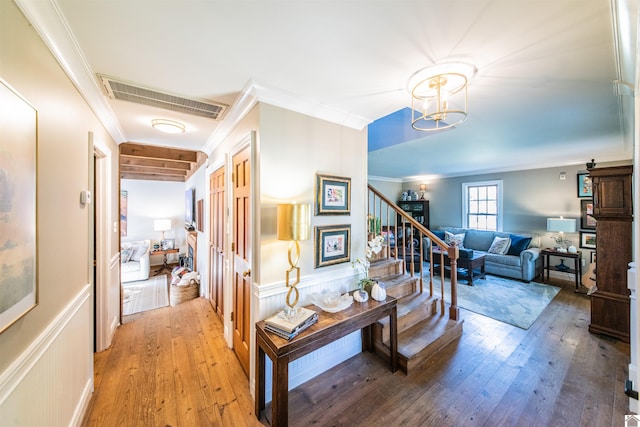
[{"xmin": 462, "ymin": 180, "xmax": 503, "ymax": 231}]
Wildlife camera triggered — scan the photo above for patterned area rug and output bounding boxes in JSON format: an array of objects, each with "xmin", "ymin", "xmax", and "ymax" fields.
[
  {"xmin": 430, "ymin": 274, "xmax": 561, "ymax": 329},
  {"xmin": 122, "ymin": 275, "xmax": 169, "ymax": 315}
]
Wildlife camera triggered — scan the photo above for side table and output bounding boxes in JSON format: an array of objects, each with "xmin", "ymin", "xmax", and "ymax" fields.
[
  {"xmin": 541, "ymin": 248, "xmax": 582, "ymax": 291},
  {"xmin": 151, "ymin": 248, "xmax": 179, "ymax": 275}
]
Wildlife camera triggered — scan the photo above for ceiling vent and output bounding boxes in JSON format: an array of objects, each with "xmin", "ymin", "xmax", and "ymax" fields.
[{"xmin": 98, "ymin": 74, "xmax": 228, "ymax": 120}]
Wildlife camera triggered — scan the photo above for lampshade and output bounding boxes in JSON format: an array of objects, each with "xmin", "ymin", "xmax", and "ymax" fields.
[
  {"xmin": 154, "ymin": 219, "xmax": 171, "ymax": 232},
  {"xmin": 277, "ymin": 203, "xmax": 310, "ymax": 241},
  {"xmin": 419, "ymin": 184, "xmax": 427, "ymax": 191},
  {"xmin": 546, "ymin": 217, "xmax": 576, "ymax": 233}
]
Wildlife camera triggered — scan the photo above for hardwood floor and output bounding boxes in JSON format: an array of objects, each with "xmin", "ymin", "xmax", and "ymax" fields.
[{"xmin": 82, "ymin": 278, "xmax": 631, "ymax": 427}]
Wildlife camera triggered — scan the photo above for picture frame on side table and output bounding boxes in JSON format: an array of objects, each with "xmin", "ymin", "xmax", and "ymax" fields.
[
  {"xmin": 315, "ymin": 174, "xmax": 351, "ymax": 215},
  {"xmin": 0, "ymin": 79, "xmax": 38, "ymax": 334},
  {"xmin": 577, "ymin": 173, "xmax": 593, "ymax": 198},
  {"xmin": 580, "ymin": 231, "xmax": 596, "ymax": 249},
  {"xmin": 161, "ymin": 239, "xmax": 175, "ymax": 250},
  {"xmin": 580, "ymin": 199, "xmax": 597, "ymax": 230},
  {"xmin": 315, "ymin": 224, "xmax": 351, "ymax": 268}
]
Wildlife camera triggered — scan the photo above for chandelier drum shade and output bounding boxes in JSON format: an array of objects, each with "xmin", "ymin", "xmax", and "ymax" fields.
[{"xmin": 407, "ymin": 62, "xmax": 477, "ymax": 131}]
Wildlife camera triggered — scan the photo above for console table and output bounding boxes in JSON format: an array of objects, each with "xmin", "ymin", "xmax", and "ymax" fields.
[
  {"xmin": 541, "ymin": 248, "xmax": 582, "ymax": 291},
  {"xmin": 255, "ymin": 295, "xmax": 398, "ymax": 427}
]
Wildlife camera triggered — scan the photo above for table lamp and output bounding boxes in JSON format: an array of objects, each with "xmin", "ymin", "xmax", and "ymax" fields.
[
  {"xmin": 154, "ymin": 219, "xmax": 171, "ymax": 241},
  {"xmin": 277, "ymin": 203, "xmax": 311, "ymax": 317},
  {"xmin": 547, "ymin": 217, "xmax": 576, "ymax": 269}
]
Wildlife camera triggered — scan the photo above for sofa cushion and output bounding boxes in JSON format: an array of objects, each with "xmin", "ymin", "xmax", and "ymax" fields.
[
  {"xmin": 463, "ymin": 229, "xmax": 495, "ymax": 252},
  {"xmin": 445, "ymin": 231, "xmax": 465, "ymax": 248},
  {"xmin": 130, "ymin": 244, "xmax": 148, "ymax": 262},
  {"xmin": 121, "ymin": 260, "xmax": 141, "ymax": 273},
  {"xmin": 488, "ymin": 236, "xmax": 511, "ymax": 254},
  {"xmin": 122, "ymin": 247, "xmax": 133, "ymax": 263},
  {"xmin": 507, "ymin": 234, "xmax": 532, "ymax": 256},
  {"xmin": 432, "ymin": 230, "xmax": 446, "ymax": 241},
  {"xmin": 485, "ymin": 253, "xmax": 522, "ymax": 267}
]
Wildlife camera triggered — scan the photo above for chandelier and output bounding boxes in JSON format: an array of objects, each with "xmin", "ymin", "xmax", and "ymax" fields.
[{"xmin": 407, "ymin": 62, "xmax": 477, "ymax": 131}]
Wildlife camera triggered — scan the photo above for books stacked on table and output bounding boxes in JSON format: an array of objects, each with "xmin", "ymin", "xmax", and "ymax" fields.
[{"xmin": 264, "ymin": 307, "xmax": 318, "ymax": 340}]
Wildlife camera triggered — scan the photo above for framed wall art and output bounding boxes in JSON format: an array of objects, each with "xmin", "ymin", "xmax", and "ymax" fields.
[
  {"xmin": 580, "ymin": 231, "xmax": 596, "ymax": 249},
  {"xmin": 580, "ymin": 199, "xmax": 597, "ymax": 230},
  {"xmin": 0, "ymin": 78, "xmax": 38, "ymax": 334},
  {"xmin": 161, "ymin": 239, "xmax": 176, "ymax": 250},
  {"xmin": 315, "ymin": 174, "xmax": 351, "ymax": 215},
  {"xmin": 315, "ymin": 224, "xmax": 351, "ymax": 268},
  {"xmin": 577, "ymin": 173, "xmax": 593, "ymax": 198}
]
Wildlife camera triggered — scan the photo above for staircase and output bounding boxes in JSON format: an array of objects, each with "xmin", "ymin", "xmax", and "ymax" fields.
[
  {"xmin": 368, "ymin": 257, "xmax": 463, "ymax": 373},
  {"xmin": 367, "ymin": 185, "xmax": 464, "ymax": 374}
]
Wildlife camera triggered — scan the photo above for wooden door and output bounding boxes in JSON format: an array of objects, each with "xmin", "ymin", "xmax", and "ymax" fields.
[
  {"xmin": 232, "ymin": 147, "xmax": 251, "ymax": 376},
  {"xmin": 209, "ymin": 166, "xmax": 225, "ymax": 319}
]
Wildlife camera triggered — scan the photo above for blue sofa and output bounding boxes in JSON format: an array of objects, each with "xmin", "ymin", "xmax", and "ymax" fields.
[{"xmin": 427, "ymin": 227, "xmax": 541, "ymax": 282}]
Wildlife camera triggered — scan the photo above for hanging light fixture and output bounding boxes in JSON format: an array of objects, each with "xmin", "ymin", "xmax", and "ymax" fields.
[{"xmin": 407, "ymin": 62, "xmax": 477, "ymax": 131}]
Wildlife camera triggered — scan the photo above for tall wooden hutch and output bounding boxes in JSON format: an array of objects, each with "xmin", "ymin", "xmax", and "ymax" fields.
[{"xmin": 588, "ymin": 165, "xmax": 633, "ymax": 342}]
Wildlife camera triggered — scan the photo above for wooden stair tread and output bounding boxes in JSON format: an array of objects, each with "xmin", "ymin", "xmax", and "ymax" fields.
[
  {"xmin": 378, "ymin": 292, "xmax": 437, "ymax": 327},
  {"xmin": 397, "ymin": 314, "xmax": 463, "ymax": 359}
]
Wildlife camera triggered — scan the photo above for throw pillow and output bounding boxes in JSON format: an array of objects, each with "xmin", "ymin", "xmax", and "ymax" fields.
[
  {"xmin": 130, "ymin": 244, "xmax": 148, "ymax": 262},
  {"xmin": 444, "ymin": 231, "xmax": 465, "ymax": 248},
  {"xmin": 488, "ymin": 236, "xmax": 511, "ymax": 255},
  {"xmin": 121, "ymin": 247, "xmax": 133, "ymax": 263},
  {"xmin": 507, "ymin": 234, "xmax": 532, "ymax": 256}
]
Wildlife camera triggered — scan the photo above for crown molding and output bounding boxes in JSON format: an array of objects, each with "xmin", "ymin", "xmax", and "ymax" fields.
[{"xmin": 15, "ymin": 0, "xmax": 126, "ymax": 143}]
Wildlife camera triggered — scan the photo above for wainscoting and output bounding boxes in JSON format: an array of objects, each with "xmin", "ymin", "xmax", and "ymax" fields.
[{"xmin": 0, "ymin": 285, "xmax": 93, "ymax": 426}]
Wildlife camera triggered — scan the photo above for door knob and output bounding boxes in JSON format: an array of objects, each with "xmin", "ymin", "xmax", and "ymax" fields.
[{"xmin": 243, "ymin": 269, "xmax": 251, "ymax": 277}]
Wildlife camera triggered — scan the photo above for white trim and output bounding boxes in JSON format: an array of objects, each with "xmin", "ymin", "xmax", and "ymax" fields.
[
  {"xmin": 70, "ymin": 378, "xmax": 93, "ymax": 427},
  {"xmin": 461, "ymin": 179, "xmax": 503, "ymax": 231},
  {"xmin": 0, "ymin": 284, "xmax": 91, "ymax": 403},
  {"xmin": 14, "ymin": 0, "xmax": 126, "ymax": 143},
  {"xmin": 367, "ymin": 175, "xmax": 403, "ymax": 183}
]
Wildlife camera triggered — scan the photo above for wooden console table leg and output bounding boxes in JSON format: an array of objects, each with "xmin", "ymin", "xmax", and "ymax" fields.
[
  {"xmin": 255, "ymin": 342, "xmax": 265, "ymax": 419},
  {"xmin": 271, "ymin": 355, "xmax": 290, "ymax": 427},
  {"xmin": 390, "ymin": 305, "xmax": 398, "ymax": 372}
]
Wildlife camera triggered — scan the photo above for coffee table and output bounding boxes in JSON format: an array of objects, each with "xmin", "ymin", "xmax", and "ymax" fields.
[{"xmin": 432, "ymin": 247, "xmax": 486, "ymax": 285}]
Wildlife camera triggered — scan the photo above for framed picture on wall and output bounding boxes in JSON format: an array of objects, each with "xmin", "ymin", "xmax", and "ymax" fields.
[
  {"xmin": 580, "ymin": 199, "xmax": 597, "ymax": 230},
  {"xmin": 314, "ymin": 224, "xmax": 351, "ymax": 268},
  {"xmin": 315, "ymin": 174, "xmax": 351, "ymax": 215},
  {"xmin": 0, "ymin": 79, "xmax": 38, "ymax": 334},
  {"xmin": 580, "ymin": 231, "xmax": 596, "ymax": 249},
  {"xmin": 577, "ymin": 173, "xmax": 593, "ymax": 198}
]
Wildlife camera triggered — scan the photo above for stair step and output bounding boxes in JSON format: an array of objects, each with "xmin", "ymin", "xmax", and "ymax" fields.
[
  {"xmin": 397, "ymin": 314, "xmax": 463, "ymax": 374},
  {"xmin": 369, "ymin": 257, "xmax": 403, "ymax": 277},
  {"xmin": 377, "ymin": 273, "xmax": 418, "ymax": 299},
  {"xmin": 378, "ymin": 292, "xmax": 438, "ymax": 340}
]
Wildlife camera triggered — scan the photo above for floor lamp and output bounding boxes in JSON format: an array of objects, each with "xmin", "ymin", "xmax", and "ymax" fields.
[{"xmin": 277, "ymin": 203, "xmax": 311, "ymax": 317}]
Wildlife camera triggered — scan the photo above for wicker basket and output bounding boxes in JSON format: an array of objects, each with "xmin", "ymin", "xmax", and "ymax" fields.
[{"xmin": 170, "ymin": 279, "xmax": 199, "ymax": 306}]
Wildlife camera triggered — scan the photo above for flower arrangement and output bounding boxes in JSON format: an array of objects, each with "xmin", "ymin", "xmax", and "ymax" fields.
[{"xmin": 352, "ymin": 234, "xmax": 385, "ymax": 290}]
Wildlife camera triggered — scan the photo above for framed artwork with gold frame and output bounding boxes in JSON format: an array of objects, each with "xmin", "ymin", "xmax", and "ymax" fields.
[
  {"xmin": 315, "ymin": 224, "xmax": 351, "ymax": 268},
  {"xmin": 315, "ymin": 174, "xmax": 351, "ymax": 215}
]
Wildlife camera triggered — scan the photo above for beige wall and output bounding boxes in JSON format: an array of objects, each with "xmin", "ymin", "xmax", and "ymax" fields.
[{"xmin": 0, "ymin": 1, "xmax": 119, "ymax": 423}]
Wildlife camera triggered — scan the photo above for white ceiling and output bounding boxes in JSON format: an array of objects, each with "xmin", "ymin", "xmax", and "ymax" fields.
[{"xmin": 19, "ymin": 0, "xmax": 637, "ymax": 180}]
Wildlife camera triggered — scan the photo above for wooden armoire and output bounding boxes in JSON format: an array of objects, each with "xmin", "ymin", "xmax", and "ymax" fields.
[{"xmin": 588, "ymin": 165, "xmax": 633, "ymax": 342}]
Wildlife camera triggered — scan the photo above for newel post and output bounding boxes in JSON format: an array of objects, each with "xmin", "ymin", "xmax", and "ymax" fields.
[{"xmin": 448, "ymin": 243, "xmax": 460, "ymax": 321}]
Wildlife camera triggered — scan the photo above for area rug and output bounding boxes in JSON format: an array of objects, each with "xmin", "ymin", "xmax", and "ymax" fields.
[
  {"xmin": 122, "ymin": 275, "xmax": 169, "ymax": 315},
  {"xmin": 429, "ymin": 273, "xmax": 560, "ymax": 329}
]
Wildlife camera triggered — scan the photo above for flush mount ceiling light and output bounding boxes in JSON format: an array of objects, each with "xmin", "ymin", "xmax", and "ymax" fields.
[
  {"xmin": 151, "ymin": 119, "xmax": 186, "ymax": 134},
  {"xmin": 407, "ymin": 62, "xmax": 477, "ymax": 131}
]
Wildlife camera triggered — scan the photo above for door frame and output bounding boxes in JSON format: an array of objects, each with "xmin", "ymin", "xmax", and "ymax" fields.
[{"xmin": 91, "ymin": 133, "xmax": 114, "ymax": 352}]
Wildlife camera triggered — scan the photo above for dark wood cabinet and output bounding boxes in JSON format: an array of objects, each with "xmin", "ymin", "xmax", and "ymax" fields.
[
  {"xmin": 588, "ymin": 165, "xmax": 632, "ymax": 343},
  {"xmin": 397, "ymin": 200, "xmax": 430, "ymax": 229}
]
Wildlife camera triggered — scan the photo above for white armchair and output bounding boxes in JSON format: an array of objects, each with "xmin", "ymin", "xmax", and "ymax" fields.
[{"xmin": 121, "ymin": 240, "xmax": 151, "ymax": 283}]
